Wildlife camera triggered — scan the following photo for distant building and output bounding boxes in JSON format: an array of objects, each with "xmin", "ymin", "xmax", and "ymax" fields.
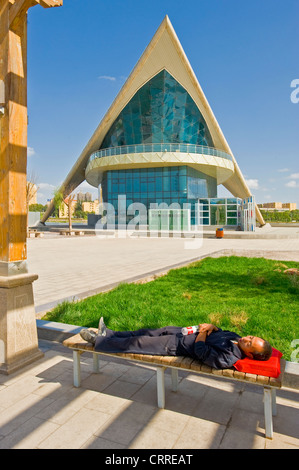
[
  {"xmin": 258, "ymin": 202, "xmax": 297, "ymax": 211},
  {"xmin": 77, "ymin": 192, "xmax": 92, "ymax": 202},
  {"xmin": 258, "ymin": 202, "xmax": 282, "ymax": 209},
  {"xmin": 77, "ymin": 192, "xmax": 84, "ymax": 203},
  {"xmin": 82, "ymin": 199, "xmax": 100, "ymax": 214},
  {"xmin": 59, "ymin": 198, "xmax": 100, "ymax": 217},
  {"xmin": 282, "ymin": 202, "xmax": 297, "ymax": 210}
]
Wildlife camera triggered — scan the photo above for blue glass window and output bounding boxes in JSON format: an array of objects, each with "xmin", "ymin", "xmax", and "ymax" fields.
[
  {"xmin": 101, "ymin": 166, "xmax": 217, "ymax": 226},
  {"xmin": 100, "ymin": 70, "xmax": 213, "ymax": 150}
]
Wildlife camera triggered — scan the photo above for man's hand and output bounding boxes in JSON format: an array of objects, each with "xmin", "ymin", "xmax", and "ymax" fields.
[
  {"xmin": 198, "ymin": 324, "xmax": 218, "ymax": 336},
  {"xmin": 195, "ymin": 323, "xmax": 219, "ymax": 343}
]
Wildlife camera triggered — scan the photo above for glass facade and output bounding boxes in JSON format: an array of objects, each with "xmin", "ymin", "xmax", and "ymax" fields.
[
  {"xmin": 101, "ymin": 166, "xmax": 217, "ymax": 225},
  {"xmin": 97, "ymin": 69, "xmax": 227, "ymax": 227},
  {"xmin": 198, "ymin": 198, "xmax": 242, "ymax": 226},
  {"xmin": 100, "ymin": 70, "xmax": 214, "ymax": 149}
]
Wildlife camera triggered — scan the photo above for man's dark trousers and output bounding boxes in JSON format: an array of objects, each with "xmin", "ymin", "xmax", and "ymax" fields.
[{"xmin": 94, "ymin": 326, "xmax": 180, "ymax": 356}]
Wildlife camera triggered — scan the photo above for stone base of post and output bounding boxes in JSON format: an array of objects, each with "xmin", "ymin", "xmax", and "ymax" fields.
[{"xmin": 0, "ymin": 272, "xmax": 44, "ymax": 375}]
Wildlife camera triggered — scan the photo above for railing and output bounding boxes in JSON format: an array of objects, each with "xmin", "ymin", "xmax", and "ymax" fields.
[{"xmin": 87, "ymin": 143, "xmax": 233, "ymax": 164}]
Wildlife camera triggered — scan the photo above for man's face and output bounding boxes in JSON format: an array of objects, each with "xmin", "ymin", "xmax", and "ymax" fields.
[{"xmin": 238, "ymin": 336, "xmax": 265, "ymax": 359}]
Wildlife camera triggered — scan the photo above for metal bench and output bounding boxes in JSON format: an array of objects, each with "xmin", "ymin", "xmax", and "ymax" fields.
[
  {"xmin": 60, "ymin": 230, "xmax": 84, "ymax": 236},
  {"xmin": 63, "ymin": 329, "xmax": 285, "ymax": 439},
  {"xmin": 27, "ymin": 229, "xmax": 44, "ymax": 238}
]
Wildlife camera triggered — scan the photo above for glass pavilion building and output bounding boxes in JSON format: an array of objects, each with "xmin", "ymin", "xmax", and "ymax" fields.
[{"xmin": 42, "ymin": 16, "xmax": 263, "ymax": 229}]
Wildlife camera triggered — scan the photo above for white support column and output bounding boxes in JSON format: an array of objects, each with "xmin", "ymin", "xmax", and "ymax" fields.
[
  {"xmin": 263, "ymin": 387, "xmax": 273, "ymax": 439},
  {"xmin": 271, "ymin": 388, "xmax": 277, "ymax": 416},
  {"xmin": 73, "ymin": 350, "xmax": 81, "ymax": 387},
  {"xmin": 156, "ymin": 367, "xmax": 166, "ymax": 408},
  {"xmin": 171, "ymin": 368, "xmax": 179, "ymax": 392},
  {"xmin": 93, "ymin": 353, "xmax": 100, "ymax": 373}
]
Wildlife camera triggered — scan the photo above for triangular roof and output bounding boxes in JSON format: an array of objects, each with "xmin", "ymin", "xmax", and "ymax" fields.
[{"xmin": 42, "ymin": 15, "xmax": 264, "ymax": 225}]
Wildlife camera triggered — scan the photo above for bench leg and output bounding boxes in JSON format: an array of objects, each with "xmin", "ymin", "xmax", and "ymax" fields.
[
  {"xmin": 156, "ymin": 367, "xmax": 166, "ymax": 409},
  {"xmin": 264, "ymin": 387, "xmax": 273, "ymax": 439},
  {"xmin": 271, "ymin": 388, "xmax": 277, "ymax": 416},
  {"xmin": 93, "ymin": 353, "xmax": 100, "ymax": 373},
  {"xmin": 171, "ymin": 368, "xmax": 179, "ymax": 392},
  {"xmin": 73, "ymin": 350, "xmax": 81, "ymax": 387}
]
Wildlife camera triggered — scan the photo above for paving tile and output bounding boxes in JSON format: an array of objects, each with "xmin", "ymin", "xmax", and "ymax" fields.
[
  {"xmin": 0, "ymin": 376, "xmax": 42, "ymax": 409},
  {"xmin": 37, "ymin": 407, "xmax": 111, "ymax": 449},
  {"xmin": 173, "ymin": 416, "xmax": 226, "ymax": 449},
  {"xmin": 102, "ymin": 379, "xmax": 144, "ymax": 400},
  {"xmin": 116, "ymin": 364, "xmax": 155, "ymax": 385},
  {"xmin": 35, "ymin": 387, "xmax": 98, "ymax": 425},
  {"xmin": 144, "ymin": 408, "xmax": 190, "ymax": 435},
  {"xmin": 130, "ymin": 375, "xmax": 159, "ymax": 407},
  {"xmin": 84, "ymin": 391, "xmax": 129, "ymax": 414},
  {"xmin": 229, "ymin": 408, "xmax": 263, "ymax": 434},
  {"xmin": 192, "ymin": 385, "xmax": 241, "ymax": 425},
  {"xmin": 81, "ymin": 436, "xmax": 126, "ymax": 449},
  {"xmin": 0, "ymin": 417, "xmax": 59, "ymax": 449},
  {"xmin": 129, "ymin": 426, "xmax": 178, "ymax": 449},
  {"xmin": 219, "ymin": 426, "xmax": 265, "ymax": 449},
  {"xmin": 265, "ymin": 433, "xmax": 299, "ymax": 449},
  {"xmin": 95, "ymin": 401, "xmax": 157, "ymax": 446},
  {"xmin": 270, "ymin": 403, "xmax": 299, "ymax": 441},
  {"xmin": 0, "ymin": 393, "xmax": 54, "ymax": 437}
]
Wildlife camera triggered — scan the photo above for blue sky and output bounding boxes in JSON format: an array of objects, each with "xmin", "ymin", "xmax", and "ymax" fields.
[{"xmin": 26, "ymin": 0, "xmax": 299, "ymax": 206}]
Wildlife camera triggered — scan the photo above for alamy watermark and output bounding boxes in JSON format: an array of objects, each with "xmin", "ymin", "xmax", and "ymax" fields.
[
  {"xmin": 95, "ymin": 196, "xmax": 204, "ymax": 249},
  {"xmin": 290, "ymin": 79, "xmax": 299, "ymax": 103},
  {"xmin": 291, "ymin": 339, "xmax": 299, "ymax": 363}
]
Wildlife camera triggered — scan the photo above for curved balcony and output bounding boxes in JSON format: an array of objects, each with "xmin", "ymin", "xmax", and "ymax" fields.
[
  {"xmin": 87, "ymin": 143, "xmax": 233, "ymax": 164},
  {"xmin": 85, "ymin": 143, "xmax": 234, "ymax": 188}
]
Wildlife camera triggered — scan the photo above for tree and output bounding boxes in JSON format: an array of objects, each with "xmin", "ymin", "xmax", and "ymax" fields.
[
  {"xmin": 29, "ymin": 203, "xmax": 47, "ymax": 213},
  {"xmin": 26, "ymin": 172, "xmax": 39, "ymax": 226},
  {"xmin": 65, "ymin": 193, "xmax": 76, "ymax": 230},
  {"xmin": 53, "ymin": 189, "xmax": 77, "ymax": 230},
  {"xmin": 74, "ymin": 200, "xmax": 84, "ymax": 218},
  {"xmin": 53, "ymin": 189, "xmax": 64, "ymax": 216}
]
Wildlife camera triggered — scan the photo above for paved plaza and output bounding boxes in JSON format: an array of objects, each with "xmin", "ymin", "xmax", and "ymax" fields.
[{"xmin": 0, "ymin": 228, "xmax": 298, "ymax": 449}]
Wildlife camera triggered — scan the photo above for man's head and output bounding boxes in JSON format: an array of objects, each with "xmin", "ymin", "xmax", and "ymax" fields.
[{"xmin": 238, "ymin": 335, "xmax": 272, "ymax": 361}]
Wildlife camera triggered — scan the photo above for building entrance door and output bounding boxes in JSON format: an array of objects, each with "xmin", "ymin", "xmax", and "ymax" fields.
[{"xmin": 210, "ymin": 205, "xmax": 226, "ymax": 225}]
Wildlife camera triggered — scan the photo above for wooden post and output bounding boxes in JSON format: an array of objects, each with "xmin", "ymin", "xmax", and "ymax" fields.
[{"xmin": 0, "ymin": 0, "xmax": 63, "ymax": 374}]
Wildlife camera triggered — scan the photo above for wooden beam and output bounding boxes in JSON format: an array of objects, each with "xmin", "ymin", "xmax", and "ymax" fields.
[
  {"xmin": 0, "ymin": 9, "xmax": 28, "ymax": 263},
  {"xmin": 9, "ymin": 0, "xmax": 36, "ymax": 29},
  {"xmin": 8, "ymin": 0, "xmax": 62, "ymax": 30},
  {"xmin": 0, "ymin": 0, "xmax": 62, "ymax": 376},
  {"xmin": 38, "ymin": 0, "xmax": 63, "ymax": 7}
]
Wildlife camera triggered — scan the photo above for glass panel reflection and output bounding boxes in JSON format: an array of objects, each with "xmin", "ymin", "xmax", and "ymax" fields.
[{"xmin": 100, "ymin": 70, "xmax": 214, "ymax": 150}]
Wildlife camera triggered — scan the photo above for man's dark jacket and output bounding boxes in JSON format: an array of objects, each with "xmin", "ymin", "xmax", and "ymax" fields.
[
  {"xmin": 177, "ymin": 328, "xmax": 243, "ymax": 369},
  {"xmin": 95, "ymin": 326, "xmax": 244, "ymax": 370}
]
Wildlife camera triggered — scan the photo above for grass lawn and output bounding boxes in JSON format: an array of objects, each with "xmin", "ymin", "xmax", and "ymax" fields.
[{"xmin": 43, "ymin": 256, "xmax": 299, "ymax": 360}]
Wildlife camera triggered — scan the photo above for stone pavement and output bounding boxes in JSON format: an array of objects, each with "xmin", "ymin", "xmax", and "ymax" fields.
[
  {"xmin": 0, "ymin": 228, "xmax": 298, "ymax": 449},
  {"xmin": 0, "ymin": 339, "xmax": 298, "ymax": 449}
]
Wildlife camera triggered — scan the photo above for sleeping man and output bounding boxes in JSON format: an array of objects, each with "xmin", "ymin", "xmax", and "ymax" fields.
[{"xmin": 80, "ymin": 318, "xmax": 272, "ymax": 370}]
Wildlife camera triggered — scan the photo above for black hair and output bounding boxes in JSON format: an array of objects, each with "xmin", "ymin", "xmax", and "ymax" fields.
[{"xmin": 252, "ymin": 340, "xmax": 272, "ymax": 361}]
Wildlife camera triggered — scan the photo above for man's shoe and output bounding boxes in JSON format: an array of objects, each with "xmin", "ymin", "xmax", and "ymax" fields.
[
  {"xmin": 80, "ymin": 328, "xmax": 97, "ymax": 344},
  {"xmin": 98, "ymin": 317, "xmax": 107, "ymax": 336}
]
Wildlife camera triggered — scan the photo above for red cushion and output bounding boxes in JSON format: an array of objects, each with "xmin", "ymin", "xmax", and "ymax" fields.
[{"xmin": 233, "ymin": 348, "xmax": 283, "ymax": 378}]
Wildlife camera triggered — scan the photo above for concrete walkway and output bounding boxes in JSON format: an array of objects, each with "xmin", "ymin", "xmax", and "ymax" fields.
[
  {"xmin": 0, "ymin": 228, "xmax": 298, "ymax": 449},
  {"xmin": 0, "ymin": 339, "xmax": 298, "ymax": 449}
]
